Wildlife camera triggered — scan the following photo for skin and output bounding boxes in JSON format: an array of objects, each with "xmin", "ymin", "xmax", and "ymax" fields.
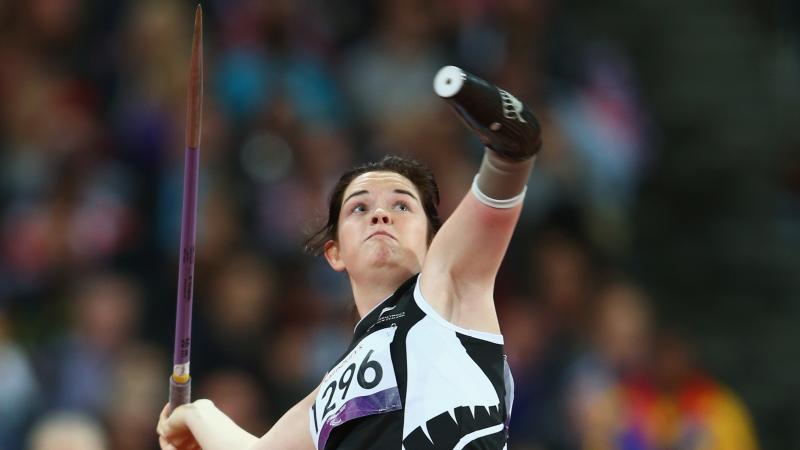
[
  {"xmin": 157, "ymin": 170, "xmax": 525, "ymax": 450},
  {"xmin": 324, "ymin": 171, "xmax": 430, "ymax": 318}
]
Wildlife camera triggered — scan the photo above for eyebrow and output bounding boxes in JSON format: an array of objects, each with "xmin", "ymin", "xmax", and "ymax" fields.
[
  {"xmin": 394, "ymin": 189, "xmax": 418, "ymax": 201},
  {"xmin": 343, "ymin": 189, "xmax": 419, "ymax": 205}
]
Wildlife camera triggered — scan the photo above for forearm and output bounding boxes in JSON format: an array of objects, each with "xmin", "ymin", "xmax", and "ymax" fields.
[
  {"xmin": 475, "ymin": 152, "xmax": 535, "ymax": 203},
  {"xmin": 186, "ymin": 400, "xmax": 259, "ymax": 450},
  {"xmin": 252, "ymin": 388, "xmax": 317, "ymax": 450}
]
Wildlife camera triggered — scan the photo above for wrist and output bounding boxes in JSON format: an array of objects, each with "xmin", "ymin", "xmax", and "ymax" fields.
[
  {"xmin": 186, "ymin": 399, "xmax": 259, "ymax": 449},
  {"xmin": 185, "ymin": 399, "xmax": 218, "ymax": 429},
  {"xmin": 474, "ymin": 151, "xmax": 535, "ymax": 204}
]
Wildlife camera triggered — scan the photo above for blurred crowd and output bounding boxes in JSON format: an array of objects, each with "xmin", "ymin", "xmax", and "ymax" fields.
[{"xmin": 0, "ymin": 0, "xmax": 778, "ymax": 449}]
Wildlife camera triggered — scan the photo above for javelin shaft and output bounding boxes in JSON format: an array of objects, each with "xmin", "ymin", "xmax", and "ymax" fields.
[{"xmin": 170, "ymin": 4, "xmax": 203, "ymax": 412}]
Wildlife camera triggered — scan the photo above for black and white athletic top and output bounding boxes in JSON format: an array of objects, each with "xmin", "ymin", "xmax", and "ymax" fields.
[{"xmin": 309, "ymin": 275, "xmax": 514, "ymax": 450}]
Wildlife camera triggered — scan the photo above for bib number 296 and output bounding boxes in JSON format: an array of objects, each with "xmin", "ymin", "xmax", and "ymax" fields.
[
  {"xmin": 312, "ymin": 349, "xmax": 384, "ymax": 432},
  {"xmin": 309, "ymin": 324, "xmax": 401, "ymax": 449}
]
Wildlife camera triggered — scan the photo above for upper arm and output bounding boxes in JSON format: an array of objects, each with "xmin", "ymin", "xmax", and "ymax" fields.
[
  {"xmin": 420, "ymin": 189, "xmax": 522, "ymax": 330},
  {"xmin": 252, "ymin": 387, "xmax": 319, "ymax": 450}
]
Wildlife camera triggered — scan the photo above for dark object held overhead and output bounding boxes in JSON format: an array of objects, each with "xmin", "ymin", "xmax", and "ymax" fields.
[{"xmin": 434, "ymin": 66, "xmax": 542, "ymax": 161}]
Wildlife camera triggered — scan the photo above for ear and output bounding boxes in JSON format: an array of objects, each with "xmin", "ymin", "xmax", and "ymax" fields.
[{"xmin": 323, "ymin": 240, "xmax": 346, "ymax": 272}]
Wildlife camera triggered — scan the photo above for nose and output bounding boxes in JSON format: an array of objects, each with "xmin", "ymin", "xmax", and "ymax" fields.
[{"xmin": 371, "ymin": 208, "xmax": 391, "ymax": 225}]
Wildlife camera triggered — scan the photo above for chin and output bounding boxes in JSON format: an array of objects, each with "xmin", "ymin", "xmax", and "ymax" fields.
[
  {"xmin": 363, "ymin": 251, "xmax": 410, "ymax": 273},
  {"xmin": 358, "ymin": 241, "xmax": 421, "ymax": 274},
  {"xmin": 366, "ymin": 250, "xmax": 401, "ymax": 268}
]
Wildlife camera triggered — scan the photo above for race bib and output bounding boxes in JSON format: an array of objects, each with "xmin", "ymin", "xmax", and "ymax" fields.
[{"xmin": 310, "ymin": 325, "xmax": 401, "ymax": 450}]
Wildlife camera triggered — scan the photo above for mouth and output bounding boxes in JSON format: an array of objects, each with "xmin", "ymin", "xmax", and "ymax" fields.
[{"xmin": 366, "ymin": 231, "xmax": 397, "ymax": 242}]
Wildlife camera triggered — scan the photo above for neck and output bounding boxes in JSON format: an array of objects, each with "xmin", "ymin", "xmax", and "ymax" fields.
[{"xmin": 349, "ymin": 268, "xmax": 415, "ymax": 318}]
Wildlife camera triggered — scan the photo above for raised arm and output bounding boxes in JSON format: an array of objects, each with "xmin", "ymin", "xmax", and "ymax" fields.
[{"xmin": 420, "ymin": 66, "xmax": 542, "ymax": 333}]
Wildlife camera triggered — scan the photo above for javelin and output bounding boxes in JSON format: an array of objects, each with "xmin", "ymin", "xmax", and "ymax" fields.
[{"xmin": 169, "ymin": 4, "xmax": 203, "ymax": 413}]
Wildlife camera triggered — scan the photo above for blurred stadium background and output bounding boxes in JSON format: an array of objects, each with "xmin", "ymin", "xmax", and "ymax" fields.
[{"xmin": 0, "ymin": 0, "xmax": 798, "ymax": 449}]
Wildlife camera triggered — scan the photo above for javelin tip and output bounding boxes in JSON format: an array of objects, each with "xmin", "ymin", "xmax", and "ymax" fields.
[
  {"xmin": 194, "ymin": 4, "xmax": 202, "ymax": 28},
  {"xmin": 186, "ymin": 3, "xmax": 203, "ymax": 149}
]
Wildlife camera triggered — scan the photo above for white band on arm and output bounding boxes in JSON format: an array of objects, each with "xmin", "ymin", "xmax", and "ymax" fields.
[{"xmin": 471, "ymin": 174, "xmax": 526, "ymax": 209}]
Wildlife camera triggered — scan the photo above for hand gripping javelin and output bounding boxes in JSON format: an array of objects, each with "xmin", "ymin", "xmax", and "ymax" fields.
[{"xmin": 169, "ymin": 4, "xmax": 203, "ymax": 413}]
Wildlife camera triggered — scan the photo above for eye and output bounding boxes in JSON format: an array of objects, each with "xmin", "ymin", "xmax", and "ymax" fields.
[
  {"xmin": 351, "ymin": 203, "xmax": 367, "ymax": 214},
  {"xmin": 394, "ymin": 201, "xmax": 410, "ymax": 212}
]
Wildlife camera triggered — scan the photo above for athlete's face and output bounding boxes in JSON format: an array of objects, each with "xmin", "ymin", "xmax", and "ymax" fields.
[{"xmin": 324, "ymin": 171, "xmax": 429, "ymax": 277}]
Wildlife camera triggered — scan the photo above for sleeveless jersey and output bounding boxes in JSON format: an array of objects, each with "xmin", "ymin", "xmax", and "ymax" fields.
[{"xmin": 309, "ymin": 275, "xmax": 514, "ymax": 450}]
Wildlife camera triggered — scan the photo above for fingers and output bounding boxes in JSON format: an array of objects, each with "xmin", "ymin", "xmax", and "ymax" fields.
[
  {"xmin": 156, "ymin": 406, "xmax": 170, "ymax": 437},
  {"xmin": 160, "ymin": 431, "xmax": 199, "ymax": 450},
  {"xmin": 157, "ymin": 399, "xmax": 215, "ymax": 450},
  {"xmin": 158, "ymin": 402, "xmax": 206, "ymax": 450},
  {"xmin": 157, "ymin": 403, "xmax": 188, "ymax": 446},
  {"xmin": 159, "ymin": 436, "xmax": 175, "ymax": 450},
  {"xmin": 157, "ymin": 403, "xmax": 168, "ymax": 437},
  {"xmin": 160, "ymin": 402, "xmax": 171, "ymax": 421}
]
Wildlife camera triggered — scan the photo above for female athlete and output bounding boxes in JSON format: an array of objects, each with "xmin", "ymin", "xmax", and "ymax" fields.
[{"xmin": 157, "ymin": 66, "xmax": 542, "ymax": 450}]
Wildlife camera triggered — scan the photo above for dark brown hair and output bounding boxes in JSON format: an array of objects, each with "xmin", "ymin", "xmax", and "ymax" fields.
[{"xmin": 304, "ymin": 155, "xmax": 442, "ymax": 256}]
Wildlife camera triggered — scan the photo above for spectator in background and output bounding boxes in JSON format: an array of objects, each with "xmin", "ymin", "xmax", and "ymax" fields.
[
  {"xmin": 198, "ymin": 369, "xmax": 271, "ymax": 438},
  {"xmin": 508, "ymin": 227, "xmax": 598, "ymax": 449},
  {"xmin": 567, "ymin": 281, "xmax": 760, "ymax": 450},
  {"xmin": 106, "ymin": 344, "xmax": 168, "ymax": 450},
  {"xmin": 0, "ymin": 307, "xmax": 40, "ymax": 450},
  {"xmin": 344, "ymin": 0, "xmax": 444, "ymax": 147},
  {"xmin": 37, "ymin": 273, "xmax": 141, "ymax": 415},
  {"xmin": 28, "ymin": 411, "xmax": 108, "ymax": 450},
  {"xmin": 252, "ymin": 126, "xmax": 356, "ymax": 256},
  {"xmin": 192, "ymin": 249, "xmax": 277, "ymax": 376},
  {"xmin": 636, "ymin": 331, "xmax": 760, "ymax": 450},
  {"xmin": 567, "ymin": 278, "xmax": 654, "ymax": 450},
  {"xmin": 496, "ymin": 296, "xmax": 549, "ymax": 450},
  {"xmin": 528, "ymin": 41, "xmax": 650, "ymax": 251}
]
